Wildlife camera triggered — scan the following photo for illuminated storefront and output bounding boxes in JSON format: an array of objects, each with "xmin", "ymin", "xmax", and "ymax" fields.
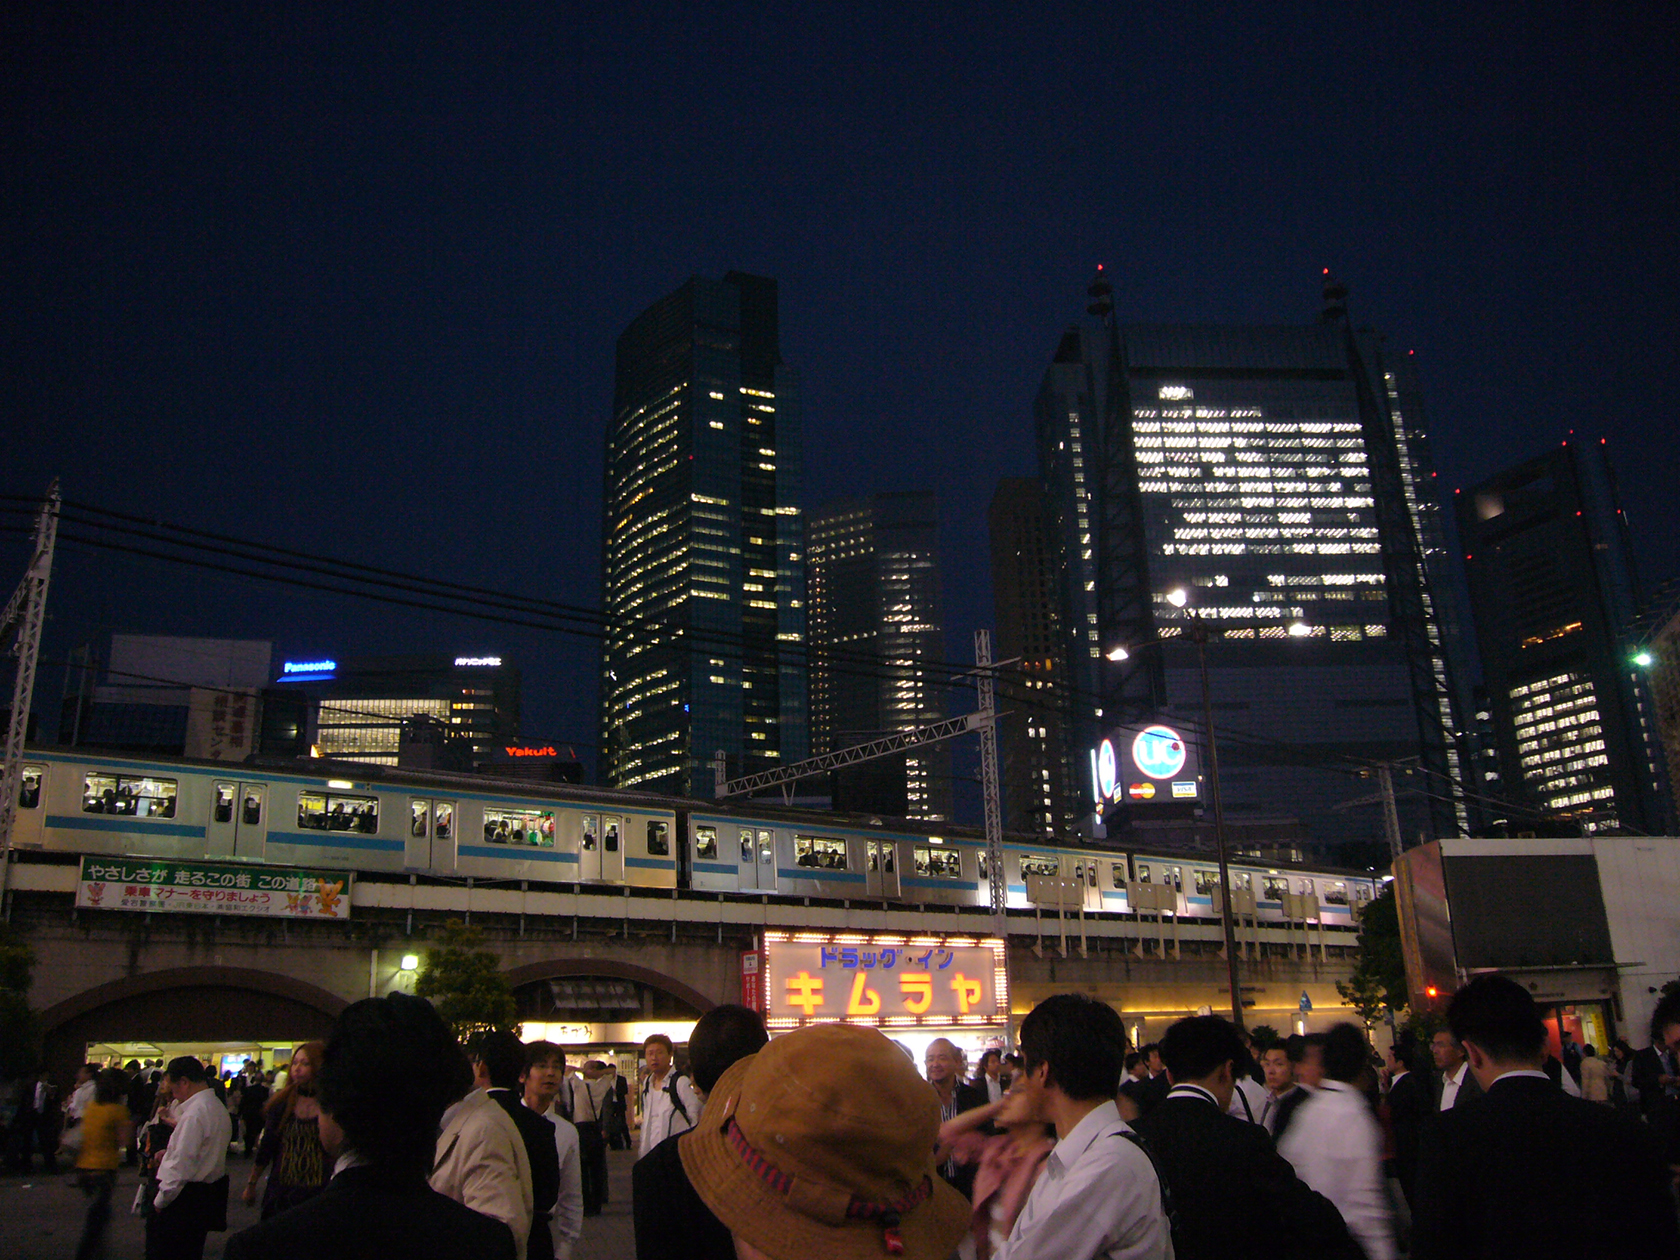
[{"xmin": 761, "ymin": 930, "xmax": 1010, "ymax": 1061}]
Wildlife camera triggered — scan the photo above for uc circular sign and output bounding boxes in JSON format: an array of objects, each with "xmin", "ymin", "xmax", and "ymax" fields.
[
  {"xmin": 1131, "ymin": 725, "xmax": 1187, "ymax": 780},
  {"xmin": 1096, "ymin": 739, "xmax": 1119, "ymax": 801}
]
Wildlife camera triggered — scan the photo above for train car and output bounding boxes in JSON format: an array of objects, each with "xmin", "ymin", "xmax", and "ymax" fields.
[{"xmin": 15, "ymin": 749, "xmax": 679, "ymax": 892}]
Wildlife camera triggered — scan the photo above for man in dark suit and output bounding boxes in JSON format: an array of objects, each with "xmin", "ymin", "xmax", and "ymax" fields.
[
  {"xmin": 633, "ymin": 1004, "xmax": 768, "ymax": 1260},
  {"xmin": 1636, "ymin": 990, "xmax": 1680, "ymax": 1168},
  {"xmin": 1411, "ymin": 975, "xmax": 1679, "ymax": 1259},
  {"xmin": 474, "ymin": 1032, "xmax": 562, "ymax": 1260},
  {"xmin": 923, "ymin": 1037, "xmax": 990, "ymax": 1198},
  {"xmin": 1135, "ymin": 1015, "xmax": 1361, "ymax": 1260},
  {"xmin": 1383, "ymin": 1037, "xmax": 1431, "ymax": 1210},
  {"xmin": 223, "ymin": 993, "xmax": 515, "ymax": 1260}
]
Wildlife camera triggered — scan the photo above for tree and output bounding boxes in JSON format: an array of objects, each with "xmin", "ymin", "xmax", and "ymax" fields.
[
  {"xmin": 1249, "ymin": 1024, "xmax": 1282, "ymax": 1047},
  {"xmin": 1336, "ymin": 884, "xmax": 1408, "ymax": 1027},
  {"xmin": 0, "ymin": 922, "xmax": 39, "ymax": 1077},
  {"xmin": 414, "ymin": 920, "xmax": 518, "ymax": 1043}
]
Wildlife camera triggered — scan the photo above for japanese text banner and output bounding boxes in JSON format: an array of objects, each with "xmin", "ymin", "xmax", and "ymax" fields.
[
  {"xmin": 763, "ymin": 932, "xmax": 1007, "ymax": 1029},
  {"xmin": 75, "ymin": 857, "xmax": 351, "ymax": 920}
]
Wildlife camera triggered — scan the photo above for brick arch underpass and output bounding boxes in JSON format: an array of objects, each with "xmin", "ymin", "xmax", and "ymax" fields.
[{"xmin": 37, "ymin": 966, "xmax": 347, "ymax": 1088}]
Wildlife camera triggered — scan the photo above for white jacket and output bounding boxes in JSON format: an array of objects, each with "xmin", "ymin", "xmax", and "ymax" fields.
[{"xmin": 430, "ymin": 1089, "xmax": 534, "ymax": 1260}]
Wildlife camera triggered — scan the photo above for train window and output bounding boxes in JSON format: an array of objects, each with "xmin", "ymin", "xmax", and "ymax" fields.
[
  {"xmin": 20, "ymin": 767, "xmax": 42, "ymax": 809},
  {"xmin": 411, "ymin": 800, "xmax": 431, "ymax": 839},
  {"xmin": 1324, "ymin": 882, "xmax": 1349, "ymax": 906},
  {"xmin": 1237, "ymin": 872, "xmax": 1252, "ymax": 890},
  {"xmin": 604, "ymin": 819, "xmax": 621, "ymax": 853},
  {"xmin": 1088, "ymin": 864, "xmax": 1097, "ymax": 887},
  {"xmin": 881, "ymin": 844, "xmax": 895, "ymax": 873},
  {"xmin": 436, "ymin": 802, "xmax": 454, "ymax": 842},
  {"xmin": 83, "ymin": 774, "xmax": 177, "ymax": 819},
  {"xmin": 1136, "ymin": 864, "xmax": 1152, "ymax": 884},
  {"xmin": 484, "ymin": 807, "xmax": 555, "ymax": 847},
  {"xmin": 1193, "ymin": 871, "xmax": 1219, "ymax": 897},
  {"xmin": 867, "ymin": 841, "xmax": 880, "ymax": 872},
  {"xmin": 214, "ymin": 783, "xmax": 236, "ymax": 824},
  {"xmin": 912, "ymin": 847, "xmax": 961, "ymax": 878},
  {"xmin": 977, "ymin": 853, "xmax": 988, "ymax": 881},
  {"xmin": 695, "ymin": 826, "xmax": 719, "ymax": 860},
  {"xmin": 1297, "ymin": 879, "xmax": 1314, "ymax": 895},
  {"xmin": 1168, "ymin": 866, "xmax": 1183, "ymax": 892},
  {"xmin": 1020, "ymin": 855, "xmax": 1059, "ymax": 878},
  {"xmin": 739, "ymin": 829, "xmax": 753, "ymax": 863},
  {"xmin": 1262, "ymin": 876, "xmax": 1288, "ymax": 902},
  {"xmin": 647, "ymin": 821, "xmax": 670, "ymax": 857},
  {"xmin": 1112, "ymin": 864, "xmax": 1125, "ymax": 890},
  {"xmin": 757, "ymin": 830, "xmax": 773, "ymax": 864},
  {"xmin": 1074, "ymin": 866, "xmax": 1086, "ymax": 884},
  {"xmin": 242, "ymin": 789, "xmax": 263, "ymax": 826},
  {"xmin": 298, "ymin": 791, "xmax": 377, "ymax": 834},
  {"xmin": 794, "ymin": 835, "xmax": 848, "ymax": 870},
  {"xmin": 1354, "ymin": 885, "xmax": 1372, "ymax": 904},
  {"xmin": 583, "ymin": 816, "xmax": 599, "ymax": 852}
]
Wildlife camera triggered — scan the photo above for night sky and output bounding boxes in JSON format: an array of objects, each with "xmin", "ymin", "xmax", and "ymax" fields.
[{"xmin": 6, "ymin": 2, "xmax": 1677, "ymax": 806}]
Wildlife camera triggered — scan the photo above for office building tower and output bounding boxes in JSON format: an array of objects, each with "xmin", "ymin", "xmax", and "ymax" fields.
[
  {"xmin": 1639, "ymin": 578, "xmax": 1680, "ymax": 829},
  {"xmin": 808, "ymin": 492, "xmax": 950, "ymax": 820},
  {"xmin": 1038, "ymin": 272, "xmax": 1467, "ymax": 857},
  {"xmin": 1459, "ymin": 442, "xmax": 1672, "ymax": 835},
  {"xmin": 599, "ymin": 273, "xmax": 808, "ymax": 796},
  {"xmin": 272, "ymin": 653, "xmax": 520, "ymax": 767},
  {"xmin": 71, "ymin": 635, "xmax": 272, "ymax": 759},
  {"xmin": 988, "ymin": 478, "xmax": 1078, "ymax": 837}
]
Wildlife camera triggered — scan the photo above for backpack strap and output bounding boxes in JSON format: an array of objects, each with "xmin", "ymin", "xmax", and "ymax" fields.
[
  {"xmin": 666, "ymin": 1074, "xmax": 692, "ymax": 1125},
  {"xmin": 1115, "ymin": 1128, "xmax": 1179, "ymax": 1242}
]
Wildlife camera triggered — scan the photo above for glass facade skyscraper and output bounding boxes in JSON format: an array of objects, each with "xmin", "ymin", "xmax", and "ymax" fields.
[
  {"xmin": 1459, "ymin": 441, "xmax": 1672, "ymax": 835},
  {"xmin": 599, "ymin": 273, "xmax": 808, "ymax": 796},
  {"xmin": 1037, "ymin": 276, "xmax": 1467, "ymax": 857},
  {"xmin": 808, "ymin": 492, "xmax": 950, "ymax": 820}
]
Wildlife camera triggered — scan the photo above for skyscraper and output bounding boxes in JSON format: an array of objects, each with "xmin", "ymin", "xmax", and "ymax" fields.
[
  {"xmin": 807, "ymin": 492, "xmax": 950, "ymax": 820},
  {"xmin": 987, "ymin": 478, "xmax": 1077, "ymax": 837},
  {"xmin": 599, "ymin": 273, "xmax": 808, "ymax": 796},
  {"xmin": 1037, "ymin": 273, "xmax": 1467, "ymax": 857},
  {"xmin": 1458, "ymin": 441, "xmax": 1672, "ymax": 835}
]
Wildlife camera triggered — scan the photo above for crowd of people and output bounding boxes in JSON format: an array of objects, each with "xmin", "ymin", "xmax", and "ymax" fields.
[{"xmin": 3, "ymin": 976, "xmax": 1678, "ymax": 1259}]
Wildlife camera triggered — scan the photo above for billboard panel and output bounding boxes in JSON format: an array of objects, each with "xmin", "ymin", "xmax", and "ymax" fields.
[{"xmin": 1090, "ymin": 721, "xmax": 1202, "ymax": 821}]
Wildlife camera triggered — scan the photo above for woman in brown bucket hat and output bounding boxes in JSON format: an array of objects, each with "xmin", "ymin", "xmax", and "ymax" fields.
[{"xmin": 680, "ymin": 1022, "xmax": 971, "ymax": 1260}]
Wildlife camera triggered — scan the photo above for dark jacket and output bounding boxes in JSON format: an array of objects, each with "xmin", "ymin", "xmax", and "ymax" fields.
[
  {"xmin": 1432, "ymin": 1066, "xmax": 1482, "ymax": 1111},
  {"xmin": 487, "ymin": 1088, "xmax": 561, "ymax": 1260},
  {"xmin": 1384, "ymin": 1070, "xmax": 1431, "ymax": 1204},
  {"xmin": 1412, "ymin": 1073, "xmax": 1680, "ymax": 1260},
  {"xmin": 222, "ymin": 1165, "xmax": 517, "ymax": 1260},
  {"xmin": 1269, "ymin": 1083, "xmax": 1311, "ymax": 1145},
  {"xmin": 1135, "ymin": 1087, "xmax": 1362, "ymax": 1260},
  {"xmin": 941, "ymin": 1081, "xmax": 991, "ymax": 1199},
  {"xmin": 632, "ymin": 1131, "xmax": 735, "ymax": 1260},
  {"xmin": 1122, "ymin": 1071, "xmax": 1172, "ymax": 1120}
]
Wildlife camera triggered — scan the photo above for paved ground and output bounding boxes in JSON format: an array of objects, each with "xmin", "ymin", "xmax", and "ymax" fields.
[{"xmin": 0, "ymin": 1147, "xmax": 639, "ymax": 1259}]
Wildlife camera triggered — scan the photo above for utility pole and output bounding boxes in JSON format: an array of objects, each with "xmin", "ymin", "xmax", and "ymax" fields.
[
  {"xmin": 1, "ymin": 482, "xmax": 61, "ymax": 917},
  {"xmin": 975, "ymin": 630, "xmax": 1006, "ymax": 937}
]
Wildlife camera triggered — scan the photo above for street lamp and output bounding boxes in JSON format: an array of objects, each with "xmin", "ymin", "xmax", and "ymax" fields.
[{"xmin": 1106, "ymin": 595, "xmax": 1313, "ymax": 1031}]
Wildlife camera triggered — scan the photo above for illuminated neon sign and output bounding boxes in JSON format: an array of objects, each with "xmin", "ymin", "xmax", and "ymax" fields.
[
  {"xmin": 1131, "ymin": 725, "xmax": 1187, "ymax": 780},
  {"xmin": 281, "ymin": 660, "xmax": 337, "ymax": 676},
  {"xmin": 455, "ymin": 656, "xmax": 502, "ymax": 667},
  {"xmin": 504, "ymin": 746, "xmax": 557, "ymax": 757}
]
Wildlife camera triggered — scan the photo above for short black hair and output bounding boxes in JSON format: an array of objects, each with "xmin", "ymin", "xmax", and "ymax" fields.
[
  {"xmin": 165, "ymin": 1055, "xmax": 208, "ymax": 1084},
  {"xmin": 687, "ymin": 1004, "xmax": 768, "ymax": 1094},
  {"xmin": 1447, "ymin": 974, "xmax": 1547, "ymax": 1064},
  {"xmin": 95, "ymin": 1067, "xmax": 128, "ymax": 1105},
  {"xmin": 1019, "ymin": 994, "xmax": 1128, "ymax": 1101},
  {"xmin": 1124, "ymin": 1052, "xmax": 1142, "ymax": 1072},
  {"xmin": 1283, "ymin": 1034, "xmax": 1309, "ymax": 1064},
  {"xmin": 1160, "ymin": 1015, "xmax": 1247, "ymax": 1083},
  {"xmin": 319, "ymin": 992, "xmax": 471, "ymax": 1178},
  {"xmin": 1141, "ymin": 1042, "xmax": 1160, "ymax": 1058},
  {"xmin": 524, "ymin": 1040, "xmax": 565, "ymax": 1074},
  {"xmin": 1649, "ymin": 990, "xmax": 1680, "ymax": 1044},
  {"xmin": 474, "ymin": 1030, "xmax": 528, "ymax": 1091},
  {"xmin": 1321, "ymin": 1024, "xmax": 1370, "ymax": 1083}
]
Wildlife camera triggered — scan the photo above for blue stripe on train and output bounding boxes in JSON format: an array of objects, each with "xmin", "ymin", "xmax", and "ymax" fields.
[{"xmin": 46, "ymin": 815, "xmax": 206, "ymax": 839}]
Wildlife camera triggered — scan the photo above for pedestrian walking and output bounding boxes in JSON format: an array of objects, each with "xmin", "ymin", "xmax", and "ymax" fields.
[
  {"xmin": 243, "ymin": 1041, "xmax": 329, "ymax": 1219},
  {"xmin": 73, "ymin": 1067, "xmax": 133, "ymax": 1260},
  {"xmin": 146, "ymin": 1055, "xmax": 232, "ymax": 1260}
]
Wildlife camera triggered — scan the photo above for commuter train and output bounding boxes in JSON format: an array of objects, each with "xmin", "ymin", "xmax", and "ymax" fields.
[{"xmin": 12, "ymin": 748, "xmax": 1379, "ymax": 927}]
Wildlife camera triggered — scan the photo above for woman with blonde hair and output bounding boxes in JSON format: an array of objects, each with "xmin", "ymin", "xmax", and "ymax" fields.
[{"xmin": 243, "ymin": 1041, "xmax": 329, "ymax": 1219}]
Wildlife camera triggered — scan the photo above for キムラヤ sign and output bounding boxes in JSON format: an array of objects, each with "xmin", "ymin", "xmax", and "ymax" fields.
[
  {"xmin": 762, "ymin": 931, "xmax": 1007, "ymax": 1030},
  {"xmin": 75, "ymin": 857, "xmax": 351, "ymax": 920}
]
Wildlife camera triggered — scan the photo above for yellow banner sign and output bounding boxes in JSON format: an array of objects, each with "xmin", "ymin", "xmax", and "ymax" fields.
[{"xmin": 762, "ymin": 931, "xmax": 1007, "ymax": 1030}]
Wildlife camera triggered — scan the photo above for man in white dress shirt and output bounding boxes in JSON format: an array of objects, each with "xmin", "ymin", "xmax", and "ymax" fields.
[
  {"xmin": 636, "ymin": 1034, "xmax": 699, "ymax": 1159},
  {"xmin": 1277, "ymin": 1024, "xmax": 1396, "ymax": 1260},
  {"xmin": 997, "ymin": 994, "xmax": 1173, "ymax": 1260},
  {"xmin": 148, "ymin": 1056, "xmax": 233, "ymax": 1260},
  {"xmin": 522, "ymin": 1042, "xmax": 584, "ymax": 1260}
]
